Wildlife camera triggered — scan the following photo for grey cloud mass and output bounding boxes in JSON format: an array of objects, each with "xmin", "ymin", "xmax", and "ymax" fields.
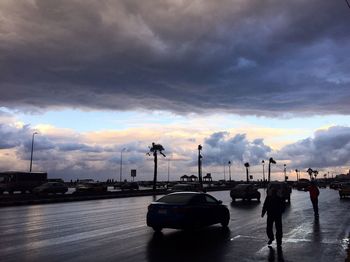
[
  {"xmin": 1, "ymin": 0, "xmax": 350, "ymax": 115},
  {"xmin": 202, "ymin": 132, "xmax": 272, "ymax": 166},
  {"xmin": 278, "ymin": 126, "xmax": 350, "ymax": 169}
]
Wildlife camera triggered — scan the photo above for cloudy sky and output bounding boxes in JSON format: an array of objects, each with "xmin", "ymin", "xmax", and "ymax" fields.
[{"xmin": 1, "ymin": 0, "xmax": 350, "ymax": 181}]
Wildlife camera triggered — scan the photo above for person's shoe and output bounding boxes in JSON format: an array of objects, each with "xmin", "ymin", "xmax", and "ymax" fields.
[{"xmin": 268, "ymin": 238, "xmax": 274, "ymax": 245}]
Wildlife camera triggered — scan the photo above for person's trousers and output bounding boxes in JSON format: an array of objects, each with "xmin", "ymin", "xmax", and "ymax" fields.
[
  {"xmin": 311, "ymin": 198, "xmax": 319, "ymax": 216},
  {"xmin": 266, "ymin": 215, "xmax": 282, "ymax": 245}
]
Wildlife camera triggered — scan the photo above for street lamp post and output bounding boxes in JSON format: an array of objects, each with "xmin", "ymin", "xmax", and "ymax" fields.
[
  {"xmin": 120, "ymin": 148, "xmax": 126, "ymax": 182},
  {"xmin": 262, "ymin": 160, "xmax": 265, "ymax": 186},
  {"xmin": 167, "ymin": 156, "xmax": 170, "ymax": 184},
  {"xmin": 284, "ymin": 164, "xmax": 287, "ymax": 182},
  {"xmin": 223, "ymin": 162, "xmax": 226, "ymax": 181},
  {"xmin": 29, "ymin": 132, "xmax": 38, "ymax": 172},
  {"xmin": 228, "ymin": 161, "xmax": 232, "ymax": 181},
  {"xmin": 198, "ymin": 145, "xmax": 203, "ymax": 189}
]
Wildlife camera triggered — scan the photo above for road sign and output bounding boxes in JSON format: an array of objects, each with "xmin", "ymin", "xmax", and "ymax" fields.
[{"xmin": 131, "ymin": 169, "xmax": 137, "ymax": 178}]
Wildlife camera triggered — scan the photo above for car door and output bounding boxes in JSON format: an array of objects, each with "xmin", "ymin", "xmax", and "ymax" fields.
[
  {"xmin": 204, "ymin": 195, "xmax": 222, "ymax": 224},
  {"xmin": 189, "ymin": 195, "xmax": 209, "ymax": 227}
]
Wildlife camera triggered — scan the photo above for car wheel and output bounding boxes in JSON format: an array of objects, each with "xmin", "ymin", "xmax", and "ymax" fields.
[
  {"xmin": 221, "ymin": 214, "xmax": 230, "ymax": 228},
  {"xmin": 152, "ymin": 227, "xmax": 162, "ymax": 232}
]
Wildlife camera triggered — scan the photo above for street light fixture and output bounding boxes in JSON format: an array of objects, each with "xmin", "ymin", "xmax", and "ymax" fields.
[
  {"xmin": 29, "ymin": 132, "xmax": 38, "ymax": 172},
  {"xmin": 120, "ymin": 148, "xmax": 126, "ymax": 182}
]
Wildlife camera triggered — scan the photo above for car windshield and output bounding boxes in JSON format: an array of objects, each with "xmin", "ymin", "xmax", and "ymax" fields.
[{"xmin": 157, "ymin": 193, "xmax": 195, "ymax": 204}]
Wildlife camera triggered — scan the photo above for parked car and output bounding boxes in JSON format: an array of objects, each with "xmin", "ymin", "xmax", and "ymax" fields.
[
  {"xmin": 120, "ymin": 182, "xmax": 139, "ymax": 191},
  {"xmin": 167, "ymin": 183, "xmax": 203, "ymax": 193},
  {"xmin": 147, "ymin": 192, "xmax": 230, "ymax": 232},
  {"xmin": 33, "ymin": 182, "xmax": 68, "ymax": 195},
  {"xmin": 230, "ymin": 184, "xmax": 261, "ymax": 202},
  {"xmin": 75, "ymin": 181, "xmax": 107, "ymax": 193},
  {"xmin": 295, "ymin": 179, "xmax": 310, "ymax": 191},
  {"xmin": 339, "ymin": 183, "xmax": 350, "ymax": 199},
  {"xmin": 317, "ymin": 181, "xmax": 327, "ymax": 188},
  {"xmin": 267, "ymin": 181, "xmax": 292, "ymax": 203},
  {"xmin": 330, "ymin": 182, "xmax": 342, "ymax": 190}
]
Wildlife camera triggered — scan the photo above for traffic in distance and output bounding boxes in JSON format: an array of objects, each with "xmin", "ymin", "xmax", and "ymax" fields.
[{"xmin": 1, "ymin": 171, "xmax": 350, "ymax": 200}]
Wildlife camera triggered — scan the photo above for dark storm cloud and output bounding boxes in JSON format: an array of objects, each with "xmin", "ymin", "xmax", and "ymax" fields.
[
  {"xmin": 201, "ymin": 132, "xmax": 272, "ymax": 166},
  {"xmin": 278, "ymin": 126, "xmax": 350, "ymax": 169},
  {"xmin": 1, "ymin": 0, "xmax": 350, "ymax": 115}
]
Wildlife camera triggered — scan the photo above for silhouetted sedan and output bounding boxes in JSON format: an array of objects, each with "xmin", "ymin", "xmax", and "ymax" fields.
[
  {"xmin": 147, "ymin": 192, "xmax": 230, "ymax": 232},
  {"xmin": 33, "ymin": 182, "xmax": 68, "ymax": 195},
  {"xmin": 230, "ymin": 184, "xmax": 261, "ymax": 202}
]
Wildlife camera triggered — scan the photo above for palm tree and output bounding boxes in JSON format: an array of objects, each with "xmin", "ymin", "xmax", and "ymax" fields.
[
  {"xmin": 244, "ymin": 162, "xmax": 250, "ymax": 183},
  {"xmin": 295, "ymin": 169, "xmax": 299, "ymax": 182},
  {"xmin": 307, "ymin": 168, "xmax": 313, "ymax": 180},
  {"xmin": 147, "ymin": 142, "xmax": 166, "ymax": 191},
  {"xmin": 268, "ymin": 157, "xmax": 276, "ymax": 182}
]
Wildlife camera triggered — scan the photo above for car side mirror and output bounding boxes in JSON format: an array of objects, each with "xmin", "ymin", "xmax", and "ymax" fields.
[{"xmin": 218, "ymin": 200, "xmax": 223, "ymax": 204}]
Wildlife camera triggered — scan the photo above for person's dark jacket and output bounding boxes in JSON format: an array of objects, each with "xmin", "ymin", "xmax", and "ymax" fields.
[{"xmin": 262, "ymin": 195, "xmax": 285, "ymax": 217}]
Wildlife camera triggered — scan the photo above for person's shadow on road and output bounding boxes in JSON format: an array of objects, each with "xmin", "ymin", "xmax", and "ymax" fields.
[{"xmin": 268, "ymin": 246, "xmax": 285, "ymax": 262}]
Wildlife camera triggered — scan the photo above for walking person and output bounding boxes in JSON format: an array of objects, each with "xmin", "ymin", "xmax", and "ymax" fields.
[
  {"xmin": 261, "ymin": 187, "xmax": 285, "ymax": 247},
  {"xmin": 308, "ymin": 179, "xmax": 320, "ymax": 218}
]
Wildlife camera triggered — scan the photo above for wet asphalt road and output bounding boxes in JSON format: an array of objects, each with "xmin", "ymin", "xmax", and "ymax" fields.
[{"xmin": 0, "ymin": 188, "xmax": 349, "ymax": 262}]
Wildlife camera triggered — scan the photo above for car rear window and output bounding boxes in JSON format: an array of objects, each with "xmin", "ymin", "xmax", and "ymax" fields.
[
  {"xmin": 157, "ymin": 193, "xmax": 195, "ymax": 204},
  {"xmin": 235, "ymin": 185, "xmax": 249, "ymax": 189}
]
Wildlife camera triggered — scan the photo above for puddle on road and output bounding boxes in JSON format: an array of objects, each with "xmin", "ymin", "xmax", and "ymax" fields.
[{"xmin": 342, "ymin": 234, "xmax": 350, "ymax": 262}]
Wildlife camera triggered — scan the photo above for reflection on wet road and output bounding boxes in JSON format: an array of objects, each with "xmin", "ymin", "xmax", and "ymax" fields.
[{"xmin": 0, "ymin": 188, "xmax": 349, "ymax": 261}]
